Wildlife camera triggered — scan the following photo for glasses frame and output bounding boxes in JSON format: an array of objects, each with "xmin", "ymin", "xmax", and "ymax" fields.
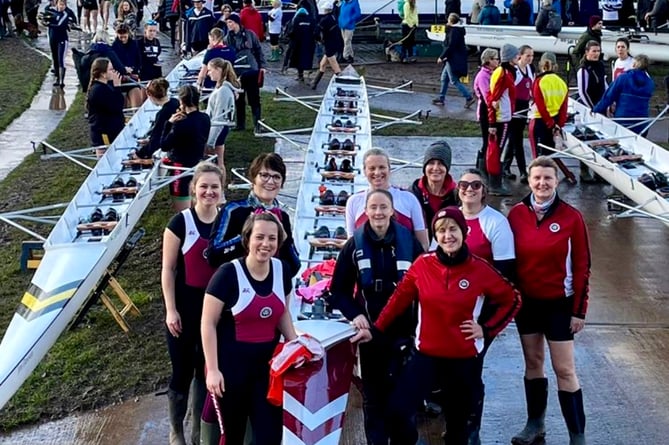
[
  {"xmin": 457, "ymin": 180, "xmax": 484, "ymax": 191},
  {"xmin": 257, "ymin": 172, "xmax": 283, "ymax": 183}
]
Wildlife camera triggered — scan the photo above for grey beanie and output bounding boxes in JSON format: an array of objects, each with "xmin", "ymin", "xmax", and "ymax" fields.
[
  {"xmin": 423, "ymin": 141, "xmax": 452, "ymax": 173},
  {"xmin": 500, "ymin": 44, "xmax": 519, "ymax": 63}
]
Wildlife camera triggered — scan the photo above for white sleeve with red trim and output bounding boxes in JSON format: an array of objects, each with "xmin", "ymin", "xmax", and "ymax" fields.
[{"xmin": 479, "ymin": 206, "xmax": 515, "ymax": 261}]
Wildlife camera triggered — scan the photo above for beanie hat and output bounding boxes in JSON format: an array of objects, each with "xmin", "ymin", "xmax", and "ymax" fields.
[
  {"xmin": 589, "ymin": 15, "xmax": 602, "ymax": 28},
  {"xmin": 539, "ymin": 52, "xmax": 557, "ymax": 67},
  {"xmin": 226, "ymin": 13, "xmax": 241, "ymax": 25},
  {"xmin": 500, "ymin": 44, "xmax": 519, "ymax": 63},
  {"xmin": 431, "ymin": 206, "xmax": 468, "ymax": 240},
  {"xmin": 423, "ymin": 141, "xmax": 452, "ymax": 173}
]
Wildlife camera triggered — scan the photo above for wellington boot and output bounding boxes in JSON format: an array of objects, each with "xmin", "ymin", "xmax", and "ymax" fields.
[
  {"xmin": 53, "ymin": 71, "xmax": 61, "ymax": 87},
  {"xmin": 59, "ymin": 68, "xmax": 66, "ymax": 88},
  {"xmin": 511, "ymin": 378, "xmax": 548, "ymax": 445},
  {"xmin": 190, "ymin": 378, "xmax": 207, "ymax": 445},
  {"xmin": 311, "ymin": 71, "xmax": 324, "ymax": 90},
  {"xmin": 168, "ymin": 390, "xmax": 188, "ymax": 445},
  {"xmin": 488, "ymin": 174, "xmax": 511, "ymax": 196},
  {"xmin": 199, "ymin": 420, "xmax": 220, "ymax": 445},
  {"xmin": 268, "ymin": 47, "xmax": 280, "ymax": 62},
  {"xmin": 558, "ymin": 389, "xmax": 586, "ymax": 445},
  {"xmin": 475, "ymin": 150, "xmax": 487, "ymax": 175}
]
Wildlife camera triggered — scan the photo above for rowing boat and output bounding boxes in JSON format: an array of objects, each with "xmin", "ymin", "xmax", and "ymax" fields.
[
  {"xmin": 559, "ymin": 99, "xmax": 669, "ymax": 226},
  {"xmin": 0, "ymin": 55, "xmax": 199, "ymax": 410}
]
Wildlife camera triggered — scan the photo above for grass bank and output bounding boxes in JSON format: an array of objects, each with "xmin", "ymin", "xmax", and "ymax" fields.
[
  {"xmin": 0, "ymin": 39, "xmax": 50, "ymax": 133},
  {"xmin": 0, "ymin": 88, "xmax": 475, "ymax": 430}
]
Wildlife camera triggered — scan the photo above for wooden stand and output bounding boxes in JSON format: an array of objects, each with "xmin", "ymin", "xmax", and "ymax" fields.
[{"xmin": 99, "ymin": 275, "xmax": 140, "ymax": 333}]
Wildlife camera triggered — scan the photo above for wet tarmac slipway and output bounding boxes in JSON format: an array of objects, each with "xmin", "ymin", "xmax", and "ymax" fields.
[{"xmin": 1, "ymin": 19, "xmax": 669, "ymax": 445}]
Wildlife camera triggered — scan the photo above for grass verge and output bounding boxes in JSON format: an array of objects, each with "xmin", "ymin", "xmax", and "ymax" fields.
[
  {"xmin": 0, "ymin": 39, "xmax": 50, "ymax": 133},
  {"xmin": 0, "ymin": 89, "xmax": 474, "ymax": 430}
]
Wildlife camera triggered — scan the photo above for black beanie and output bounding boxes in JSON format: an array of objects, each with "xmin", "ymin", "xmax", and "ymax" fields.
[{"xmin": 423, "ymin": 141, "xmax": 452, "ymax": 173}]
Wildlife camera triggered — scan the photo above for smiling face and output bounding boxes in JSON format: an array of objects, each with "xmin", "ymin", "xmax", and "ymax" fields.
[
  {"xmin": 252, "ymin": 168, "xmax": 283, "ymax": 204},
  {"xmin": 457, "ymin": 172, "xmax": 485, "ymax": 207},
  {"xmin": 247, "ymin": 220, "xmax": 280, "ymax": 263},
  {"xmin": 364, "ymin": 191, "xmax": 394, "ymax": 236},
  {"xmin": 192, "ymin": 172, "xmax": 222, "ymax": 206},
  {"xmin": 528, "ymin": 165, "xmax": 558, "ymax": 203},
  {"xmin": 424, "ymin": 159, "xmax": 448, "ymax": 185},
  {"xmin": 364, "ymin": 154, "xmax": 391, "ymax": 190},
  {"xmin": 435, "ymin": 218, "xmax": 464, "ymax": 255}
]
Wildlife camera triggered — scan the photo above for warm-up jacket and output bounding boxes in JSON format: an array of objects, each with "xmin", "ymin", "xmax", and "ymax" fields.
[
  {"xmin": 112, "ymin": 38, "xmax": 142, "ymax": 74},
  {"xmin": 185, "ymin": 6, "xmax": 215, "ymax": 51},
  {"xmin": 338, "ymin": 0, "xmax": 361, "ymax": 30},
  {"xmin": 240, "ymin": 5, "xmax": 265, "ymax": 41},
  {"xmin": 577, "ymin": 59, "xmax": 608, "ymax": 108},
  {"xmin": 532, "ymin": 71, "xmax": 568, "ymax": 128},
  {"xmin": 206, "ymin": 81, "xmax": 237, "ymax": 146},
  {"xmin": 439, "ymin": 25, "xmax": 468, "ymax": 78},
  {"xmin": 160, "ymin": 111, "xmax": 210, "ymax": 167},
  {"xmin": 86, "ymin": 81, "xmax": 125, "ymax": 139},
  {"xmin": 225, "ymin": 27, "xmax": 265, "ymax": 74},
  {"xmin": 593, "ymin": 68, "xmax": 655, "ymax": 119},
  {"xmin": 507, "ymin": 195, "xmax": 590, "ymax": 319},
  {"xmin": 488, "ymin": 65, "xmax": 516, "ymax": 123}
]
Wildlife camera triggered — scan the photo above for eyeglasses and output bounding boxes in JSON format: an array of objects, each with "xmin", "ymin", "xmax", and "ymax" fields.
[
  {"xmin": 458, "ymin": 180, "xmax": 484, "ymax": 191},
  {"xmin": 258, "ymin": 172, "xmax": 282, "ymax": 183}
]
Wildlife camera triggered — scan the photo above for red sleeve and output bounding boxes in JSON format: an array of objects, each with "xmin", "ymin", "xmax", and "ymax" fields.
[
  {"xmin": 479, "ymin": 262, "xmax": 522, "ymax": 338},
  {"xmin": 374, "ymin": 260, "xmax": 420, "ymax": 332},
  {"xmin": 533, "ymin": 77, "xmax": 555, "ymax": 128},
  {"xmin": 488, "ymin": 71, "xmax": 504, "ymax": 124},
  {"xmin": 569, "ymin": 209, "xmax": 591, "ymax": 318},
  {"xmin": 557, "ymin": 96, "xmax": 568, "ymax": 127}
]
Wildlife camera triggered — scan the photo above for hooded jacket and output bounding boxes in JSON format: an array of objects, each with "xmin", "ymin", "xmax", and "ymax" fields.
[
  {"xmin": 439, "ymin": 25, "xmax": 468, "ymax": 78},
  {"xmin": 593, "ymin": 69, "xmax": 655, "ymax": 119},
  {"xmin": 338, "ymin": 0, "xmax": 361, "ymax": 30}
]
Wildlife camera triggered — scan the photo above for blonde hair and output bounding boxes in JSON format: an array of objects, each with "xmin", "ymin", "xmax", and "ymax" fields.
[
  {"xmin": 190, "ymin": 162, "xmax": 225, "ymax": 201},
  {"xmin": 207, "ymin": 58, "xmax": 240, "ymax": 89},
  {"xmin": 528, "ymin": 156, "xmax": 559, "ymax": 176}
]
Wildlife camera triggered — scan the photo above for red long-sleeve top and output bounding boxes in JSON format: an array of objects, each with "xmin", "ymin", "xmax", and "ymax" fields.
[{"xmin": 532, "ymin": 71, "xmax": 569, "ymax": 129}]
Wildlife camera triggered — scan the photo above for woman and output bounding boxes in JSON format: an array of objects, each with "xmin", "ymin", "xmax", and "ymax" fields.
[
  {"xmin": 345, "ymin": 147, "xmax": 429, "ymax": 251},
  {"xmin": 400, "ymin": 0, "xmax": 418, "ymax": 63},
  {"xmin": 310, "ymin": 0, "xmax": 342, "ymax": 90},
  {"xmin": 161, "ymin": 162, "xmax": 224, "ymax": 445},
  {"xmin": 329, "ymin": 189, "xmax": 424, "ymax": 444},
  {"xmin": 201, "ymin": 212, "xmax": 298, "ymax": 445},
  {"xmin": 86, "ymin": 57, "xmax": 124, "ymax": 158},
  {"xmin": 508, "ymin": 156, "xmax": 590, "ymax": 445},
  {"xmin": 81, "ymin": 0, "xmax": 97, "ymax": 35},
  {"xmin": 213, "ymin": 3, "xmax": 232, "ymax": 31},
  {"xmin": 114, "ymin": 0, "xmax": 137, "ymax": 35},
  {"xmin": 410, "ymin": 141, "xmax": 457, "ymax": 242},
  {"xmin": 286, "ymin": 7, "xmax": 316, "ymax": 82},
  {"xmin": 267, "ymin": 0, "xmax": 282, "ymax": 61},
  {"xmin": 529, "ymin": 52, "xmax": 568, "ymax": 158},
  {"xmin": 161, "ymin": 85, "xmax": 211, "ymax": 211},
  {"xmin": 487, "ymin": 43, "xmax": 519, "ymax": 196},
  {"xmin": 207, "ymin": 152, "xmax": 301, "ymax": 277},
  {"xmin": 137, "ymin": 20, "xmax": 162, "ymax": 81},
  {"xmin": 473, "ymin": 48, "xmax": 499, "ymax": 175},
  {"xmin": 504, "ymin": 45, "xmax": 534, "ymax": 183},
  {"xmin": 111, "ymin": 24, "xmax": 144, "ymax": 108},
  {"xmin": 158, "ymin": 0, "xmax": 179, "ymax": 48},
  {"xmin": 206, "ymin": 57, "xmax": 240, "ymax": 174},
  {"xmin": 433, "ymin": 13, "xmax": 476, "ymax": 109},
  {"xmin": 196, "ymin": 27, "xmax": 236, "ymax": 90},
  {"xmin": 353, "ymin": 206, "xmax": 521, "ymax": 445},
  {"xmin": 134, "ymin": 78, "xmax": 179, "ymax": 159},
  {"xmin": 611, "ymin": 37, "xmax": 633, "ymax": 81},
  {"xmin": 98, "ymin": 0, "xmax": 110, "ymax": 30},
  {"xmin": 458, "ymin": 169, "xmax": 516, "ymax": 444},
  {"xmin": 44, "ymin": 0, "xmax": 77, "ymax": 87}
]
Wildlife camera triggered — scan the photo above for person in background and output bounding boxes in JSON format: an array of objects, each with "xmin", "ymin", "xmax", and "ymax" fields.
[
  {"xmin": 561, "ymin": 0, "xmax": 579, "ymax": 25},
  {"xmin": 311, "ymin": 0, "xmax": 342, "ymax": 89},
  {"xmin": 505, "ymin": 0, "xmax": 535, "ymax": 24},
  {"xmin": 98, "ymin": 0, "xmax": 111, "ymax": 30},
  {"xmin": 478, "ymin": 0, "xmax": 500, "ymax": 25},
  {"xmin": 433, "ymin": 13, "xmax": 476, "ymax": 109},
  {"xmin": 352, "ymin": 206, "xmax": 521, "ymax": 445},
  {"xmin": 86, "ymin": 57, "xmax": 124, "ymax": 158},
  {"xmin": 509, "ymin": 0, "xmax": 531, "ymax": 25},
  {"xmin": 577, "ymin": 40, "xmax": 608, "ymax": 109},
  {"xmin": 267, "ymin": 0, "xmax": 283, "ymax": 62},
  {"xmin": 240, "ymin": 0, "xmax": 263, "ymax": 41},
  {"xmin": 206, "ymin": 57, "xmax": 240, "ymax": 173},
  {"xmin": 213, "ymin": 2, "xmax": 232, "ymax": 31},
  {"xmin": 594, "ymin": 54, "xmax": 655, "ymax": 135},
  {"xmin": 225, "ymin": 12, "xmax": 265, "ymax": 131},
  {"xmin": 535, "ymin": 0, "xmax": 562, "ymax": 36},
  {"xmin": 196, "ymin": 27, "xmax": 236, "ymax": 89},
  {"xmin": 135, "ymin": 78, "xmax": 180, "ymax": 159},
  {"xmin": 161, "ymin": 162, "xmax": 223, "ymax": 445},
  {"xmin": 573, "ymin": 15, "xmax": 602, "ymax": 61},
  {"xmin": 508, "ymin": 156, "xmax": 590, "ymax": 445},
  {"xmin": 637, "ymin": 0, "xmax": 654, "ymax": 28},
  {"xmin": 338, "ymin": 0, "xmax": 360, "ymax": 63},
  {"xmin": 469, "ymin": 0, "xmax": 485, "ymax": 24},
  {"xmin": 611, "ymin": 37, "xmax": 633, "ymax": 81},
  {"xmin": 201, "ymin": 212, "xmax": 298, "ymax": 445},
  {"xmin": 444, "ymin": 0, "xmax": 461, "ymax": 17},
  {"xmin": 329, "ymin": 189, "xmax": 424, "ymax": 445},
  {"xmin": 111, "ymin": 24, "xmax": 144, "ymax": 108},
  {"xmin": 185, "ymin": 0, "xmax": 215, "ymax": 56},
  {"xmin": 159, "ymin": 0, "xmax": 180, "ymax": 48},
  {"xmin": 473, "ymin": 48, "xmax": 499, "ymax": 174},
  {"xmin": 114, "ymin": 0, "xmax": 137, "ymax": 35},
  {"xmin": 137, "ymin": 20, "xmax": 162, "ymax": 80},
  {"xmin": 286, "ymin": 7, "xmax": 316, "ymax": 82},
  {"xmin": 80, "ymin": 0, "xmax": 98, "ymax": 35},
  {"xmin": 504, "ymin": 44, "xmax": 533, "ymax": 182},
  {"xmin": 410, "ymin": 141, "xmax": 458, "ymax": 242},
  {"xmin": 43, "ymin": 0, "xmax": 77, "ymax": 88},
  {"xmin": 400, "ymin": 0, "xmax": 418, "ymax": 63},
  {"xmin": 161, "ymin": 85, "xmax": 211, "ymax": 211}
]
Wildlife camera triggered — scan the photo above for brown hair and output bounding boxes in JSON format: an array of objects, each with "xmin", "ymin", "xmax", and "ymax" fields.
[
  {"xmin": 178, "ymin": 85, "xmax": 200, "ymax": 108},
  {"xmin": 528, "ymin": 156, "xmax": 559, "ymax": 176},
  {"xmin": 247, "ymin": 153, "xmax": 286, "ymax": 186},
  {"xmin": 86, "ymin": 57, "xmax": 111, "ymax": 108},
  {"xmin": 116, "ymin": 0, "xmax": 135, "ymax": 19},
  {"xmin": 240, "ymin": 212, "xmax": 287, "ymax": 252},
  {"xmin": 362, "ymin": 147, "xmax": 391, "ymax": 169},
  {"xmin": 207, "ymin": 57, "xmax": 240, "ymax": 89},
  {"xmin": 365, "ymin": 188, "xmax": 394, "ymax": 207},
  {"xmin": 208, "ymin": 27, "xmax": 224, "ymax": 42},
  {"xmin": 190, "ymin": 162, "xmax": 225, "ymax": 201},
  {"xmin": 146, "ymin": 77, "xmax": 170, "ymax": 99},
  {"xmin": 457, "ymin": 168, "xmax": 487, "ymax": 203}
]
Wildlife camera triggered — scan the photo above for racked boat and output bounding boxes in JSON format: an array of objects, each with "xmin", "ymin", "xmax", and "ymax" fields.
[{"xmin": 559, "ymin": 99, "xmax": 669, "ymax": 226}]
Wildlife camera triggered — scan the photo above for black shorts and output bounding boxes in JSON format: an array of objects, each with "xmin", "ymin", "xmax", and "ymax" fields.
[
  {"xmin": 269, "ymin": 33, "xmax": 279, "ymax": 46},
  {"xmin": 515, "ymin": 296, "xmax": 574, "ymax": 341},
  {"xmin": 169, "ymin": 164, "xmax": 192, "ymax": 199},
  {"xmin": 82, "ymin": 0, "xmax": 98, "ymax": 10}
]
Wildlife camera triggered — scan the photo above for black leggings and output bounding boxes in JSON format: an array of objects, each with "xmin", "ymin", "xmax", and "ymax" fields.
[
  {"xmin": 165, "ymin": 309, "xmax": 205, "ymax": 394},
  {"xmin": 504, "ymin": 115, "xmax": 529, "ymax": 174},
  {"xmin": 401, "ymin": 24, "xmax": 415, "ymax": 59},
  {"xmin": 50, "ymin": 38, "xmax": 68, "ymax": 72},
  {"xmin": 478, "ymin": 100, "xmax": 490, "ymax": 159},
  {"xmin": 529, "ymin": 117, "xmax": 555, "ymax": 158},
  {"xmin": 236, "ymin": 70, "xmax": 261, "ymax": 129}
]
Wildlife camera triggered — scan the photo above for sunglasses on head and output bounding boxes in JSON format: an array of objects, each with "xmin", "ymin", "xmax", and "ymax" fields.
[
  {"xmin": 458, "ymin": 180, "xmax": 484, "ymax": 191},
  {"xmin": 145, "ymin": 19, "xmax": 158, "ymax": 26}
]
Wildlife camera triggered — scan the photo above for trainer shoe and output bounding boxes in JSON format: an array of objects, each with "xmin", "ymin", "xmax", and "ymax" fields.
[
  {"xmin": 432, "ymin": 97, "xmax": 445, "ymax": 106},
  {"xmin": 465, "ymin": 96, "xmax": 477, "ymax": 109}
]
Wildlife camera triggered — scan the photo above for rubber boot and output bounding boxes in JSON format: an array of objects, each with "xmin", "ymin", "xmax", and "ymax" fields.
[
  {"xmin": 488, "ymin": 174, "xmax": 511, "ymax": 196},
  {"xmin": 579, "ymin": 162, "xmax": 596, "ymax": 183},
  {"xmin": 558, "ymin": 389, "xmax": 586, "ymax": 445},
  {"xmin": 190, "ymin": 378, "xmax": 207, "ymax": 445},
  {"xmin": 199, "ymin": 420, "xmax": 220, "ymax": 445},
  {"xmin": 53, "ymin": 69, "xmax": 61, "ymax": 87},
  {"xmin": 168, "ymin": 390, "xmax": 188, "ymax": 445},
  {"xmin": 311, "ymin": 71, "xmax": 324, "ymax": 90},
  {"xmin": 59, "ymin": 68, "xmax": 66, "ymax": 88},
  {"xmin": 466, "ymin": 383, "xmax": 484, "ymax": 445},
  {"xmin": 511, "ymin": 378, "xmax": 548, "ymax": 445},
  {"xmin": 475, "ymin": 150, "xmax": 487, "ymax": 175},
  {"xmin": 268, "ymin": 47, "xmax": 279, "ymax": 62}
]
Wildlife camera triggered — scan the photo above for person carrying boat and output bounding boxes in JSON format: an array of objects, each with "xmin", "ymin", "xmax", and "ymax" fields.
[
  {"xmin": 85, "ymin": 57, "xmax": 124, "ymax": 158},
  {"xmin": 611, "ymin": 37, "xmax": 633, "ymax": 81},
  {"xmin": 457, "ymin": 168, "xmax": 516, "ymax": 444},
  {"xmin": 134, "ymin": 77, "xmax": 180, "ymax": 159},
  {"xmin": 161, "ymin": 85, "xmax": 211, "ymax": 211},
  {"xmin": 345, "ymin": 147, "xmax": 430, "ymax": 251},
  {"xmin": 508, "ymin": 156, "xmax": 591, "ymax": 445},
  {"xmin": 529, "ymin": 52, "xmax": 568, "ymax": 158},
  {"xmin": 205, "ymin": 57, "xmax": 240, "ymax": 174},
  {"xmin": 311, "ymin": 0, "xmax": 343, "ymax": 89},
  {"xmin": 137, "ymin": 19, "xmax": 163, "ymax": 81},
  {"xmin": 352, "ymin": 206, "xmax": 521, "ymax": 445},
  {"xmin": 572, "ymin": 15, "xmax": 601, "ymax": 61},
  {"xmin": 42, "ymin": 0, "xmax": 77, "ymax": 88},
  {"xmin": 161, "ymin": 162, "xmax": 224, "ymax": 445},
  {"xmin": 593, "ymin": 54, "xmax": 655, "ymax": 136},
  {"xmin": 410, "ymin": 141, "xmax": 458, "ymax": 242},
  {"xmin": 201, "ymin": 211, "xmax": 299, "ymax": 445},
  {"xmin": 472, "ymin": 48, "xmax": 499, "ymax": 174},
  {"xmin": 329, "ymin": 189, "xmax": 424, "ymax": 445}
]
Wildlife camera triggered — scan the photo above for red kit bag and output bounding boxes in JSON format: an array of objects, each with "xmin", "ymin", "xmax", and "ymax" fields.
[{"xmin": 486, "ymin": 133, "xmax": 502, "ymax": 176}]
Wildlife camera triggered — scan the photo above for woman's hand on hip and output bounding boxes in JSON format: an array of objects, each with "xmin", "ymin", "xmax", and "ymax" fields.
[{"xmin": 460, "ymin": 319, "xmax": 483, "ymax": 340}]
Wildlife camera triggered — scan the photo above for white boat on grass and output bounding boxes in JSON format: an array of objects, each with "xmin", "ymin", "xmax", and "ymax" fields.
[
  {"xmin": 0, "ymin": 55, "xmax": 201, "ymax": 410},
  {"xmin": 557, "ymin": 99, "xmax": 669, "ymax": 226}
]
